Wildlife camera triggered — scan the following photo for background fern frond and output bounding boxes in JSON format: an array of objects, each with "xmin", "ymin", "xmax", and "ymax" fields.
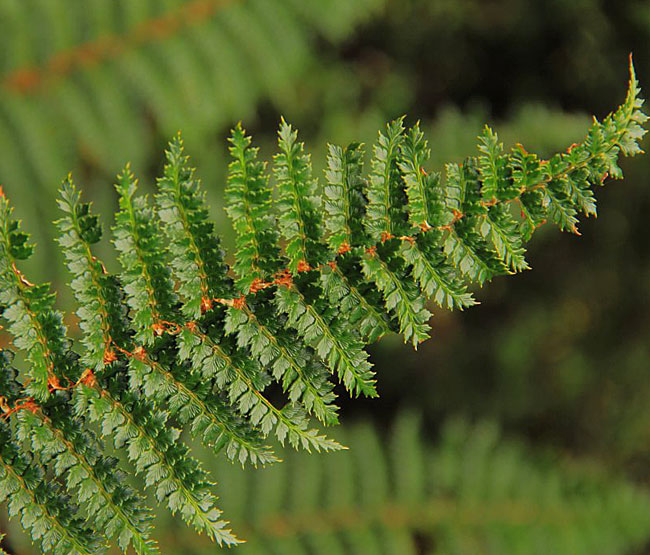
[
  {"xmin": 168, "ymin": 413, "xmax": 650, "ymax": 554},
  {"xmin": 0, "ymin": 0, "xmax": 383, "ymax": 284}
]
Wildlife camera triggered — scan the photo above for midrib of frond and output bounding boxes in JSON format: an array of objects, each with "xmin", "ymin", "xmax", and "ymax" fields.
[
  {"xmin": 236, "ymin": 150, "xmax": 266, "ymax": 279},
  {"xmin": 69, "ymin": 210, "xmax": 113, "ymax": 349},
  {"xmin": 239, "ymin": 498, "xmax": 594, "ymax": 540},
  {"xmin": 168, "ymin": 172, "xmax": 212, "ymax": 301},
  {"xmin": 1, "ymin": 0, "xmax": 240, "ymax": 95},
  {"xmin": 283, "ymin": 155, "xmax": 311, "ymax": 263},
  {"xmin": 341, "ymin": 160, "xmax": 356, "ymax": 247}
]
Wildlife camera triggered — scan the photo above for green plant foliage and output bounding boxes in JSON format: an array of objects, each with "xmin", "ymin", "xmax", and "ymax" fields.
[
  {"xmin": 180, "ymin": 413, "xmax": 650, "ymax": 554},
  {"xmin": 0, "ymin": 63, "xmax": 646, "ymax": 552}
]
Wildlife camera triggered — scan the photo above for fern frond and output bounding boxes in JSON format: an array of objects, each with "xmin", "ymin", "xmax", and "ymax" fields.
[
  {"xmin": 224, "ymin": 298, "xmax": 340, "ymax": 427},
  {"xmin": 1, "ymin": 214, "xmax": 160, "ymax": 553},
  {"xmin": 0, "ymin": 197, "xmax": 68, "ymax": 401},
  {"xmin": 185, "ymin": 321, "xmax": 342, "ymax": 452},
  {"xmin": 366, "ymin": 117, "xmax": 409, "ymax": 238},
  {"xmin": 275, "ymin": 277, "xmax": 377, "ymax": 397},
  {"xmin": 324, "ymin": 142, "xmax": 369, "ymax": 251},
  {"xmin": 16, "ymin": 405, "xmax": 158, "ymax": 554},
  {"xmin": 0, "ymin": 0, "xmax": 381, "ymax": 287},
  {"xmin": 61, "ymin": 178, "xmax": 276, "ymax": 468},
  {"xmin": 0, "ymin": 61, "xmax": 646, "ymax": 550},
  {"xmin": 74, "ymin": 379, "xmax": 240, "ymax": 546},
  {"xmin": 0, "ymin": 353, "xmax": 103, "ymax": 554},
  {"xmin": 113, "ymin": 167, "xmax": 178, "ymax": 346},
  {"xmin": 156, "ymin": 134, "xmax": 233, "ymax": 320},
  {"xmin": 56, "ymin": 180, "xmax": 245, "ymax": 543},
  {"xmin": 400, "ymin": 121, "xmax": 443, "ymax": 230},
  {"xmin": 361, "ymin": 241, "xmax": 432, "ymax": 347}
]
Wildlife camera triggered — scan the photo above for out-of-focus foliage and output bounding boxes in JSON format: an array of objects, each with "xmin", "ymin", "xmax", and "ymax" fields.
[
  {"xmin": 146, "ymin": 414, "xmax": 650, "ymax": 554},
  {"xmin": 0, "ymin": 0, "xmax": 383, "ymax": 282},
  {"xmin": 7, "ymin": 414, "xmax": 650, "ymax": 554}
]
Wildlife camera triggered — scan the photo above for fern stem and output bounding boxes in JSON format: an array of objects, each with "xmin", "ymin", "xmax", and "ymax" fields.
[{"xmin": 2, "ymin": 0, "xmax": 239, "ymax": 95}]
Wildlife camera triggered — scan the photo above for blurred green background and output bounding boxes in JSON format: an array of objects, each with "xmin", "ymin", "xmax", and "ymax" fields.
[{"xmin": 1, "ymin": 0, "xmax": 650, "ymax": 553}]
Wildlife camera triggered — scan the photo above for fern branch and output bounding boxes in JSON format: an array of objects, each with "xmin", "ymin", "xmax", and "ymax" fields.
[
  {"xmin": 324, "ymin": 142, "xmax": 369, "ymax": 251},
  {"xmin": 113, "ymin": 166, "xmax": 178, "ymax": 346},
  {"xmin": 366, "ymin": 117, "xmax": 409, "ymax": 238},
  {"xmin": 226, "ymin": 124, "xmax": 281, "ymax": 291},
  {"xmin": 60, "ymin": 179, "xmax": 275, "ymax": 465},
  {"xmin": 274, "ymin": 118, "xmax": 328, "ymax": 272},
  {"xmin": 156, "ymin": 134, "xmax": 233, "ymax": 319},
  {"xmin": 275, "ymin": 278, "xmax": 377, "ymax": 397},
  {"xmin": 0, "ymin": 421, "xmax": 100, "ymax": 555},
  {"xmin": 321, "ymin": 260, "xmax": 394, "ymax": 343},
  {"xmin": 225, "ymin": 300, "xmax": 340, "ymax": 426},
  {"xmin": 74, "ymin": 379, "xmax": 239, "ymax": 546},
  {"xmin": 0, "ymin": 219, "xmax": 156, "ymax": 553},
  {"xmin": 362, "ymin": 242, "xmax": 431, "ymax": 347},
  {"xmin": 16, "ymin": 407, "xmax": 158, "ymax": 554},
  {"xmin": 184, "ymin": 323, "xmax": 341, "ymax": 452}
]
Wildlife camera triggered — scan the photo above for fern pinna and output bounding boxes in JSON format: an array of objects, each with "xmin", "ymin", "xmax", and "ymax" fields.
[{"xmin": 0, "ymin": 60, "xmax": 647, "ymax": 553}]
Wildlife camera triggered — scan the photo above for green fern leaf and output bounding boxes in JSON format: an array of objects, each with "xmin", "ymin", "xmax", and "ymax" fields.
[{"xmin": 0, "ymin": 61, "xmax": 646, "ymax": 551}]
